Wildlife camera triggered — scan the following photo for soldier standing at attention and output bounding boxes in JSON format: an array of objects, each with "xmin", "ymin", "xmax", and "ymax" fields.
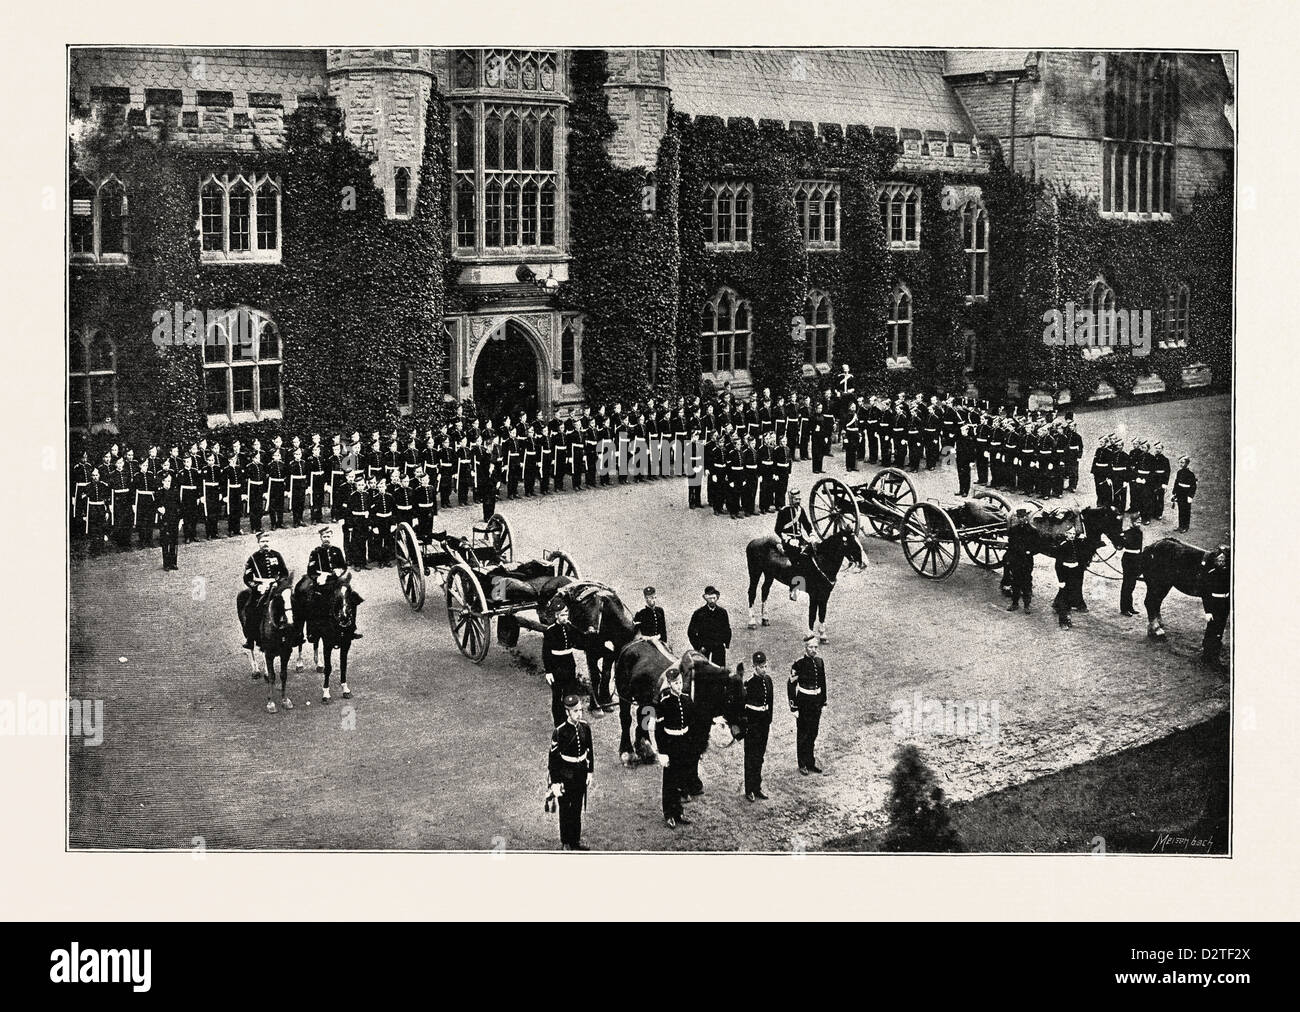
[
  {"xmin": 1172, "ymin": 456, "xmax": 1197, "ymax": 533},
  {"xmin": 287, "ymin": 447, "xmax": 309, "ymax": 528},
  {"xmin": 1151, "ymin": 441, "xmax": 1171, "ymax": 521},
  {"xmin": 654, "ymin": 666, "xmax": 694, "ymax": 830},
  {"xmin": 1091, "ymin": 435, "xmax": 1113, "ymax": 508},
  {"xmin": 80, "ymin": 468, "xmax": 110, "ymax": 555},
  {"xmin": 543, "ymin": 601, "xmax": 584, "ymax": 727},
  {"xmin": 1004, "ymin": 507, "xmax": 1035, "ymax": 612},
  {"xmin": 155, "ymin": 471, "xmax": 181, "ymax": 571},
  {"xmin": 789, "ymin": 634, "xmax": 828, "ymax": 775},
  {"xmin": 109, "ymin": 457, "xmax": 134, "ymax": 550},
  {"xmin": 245, "ymin": 451, "xmax": 267, "ymax": 534},
  {"xmin": 393, "ymin": 471, "xmax": 416, "ymax": 533},
  {"xmin": 687, "ymin": 586, "xmax": 731, "ymax": 666},
  {"xmin": 133, "ymin": 460, "xmax": 158, "ymax": 548},
  {"xmin": 1052, "ymin": 527, "xmax": 1088, "ymax": 629},
  {"xmin": 548, "ymin": 694, "xmax": 595, "ymax": 851},
  {"xmin": 741, "ymin": 651, "xmax": 774, "ymax": 802},
  {"xmin": 843, "ymin": 404, "xmax": 861, "ymax": 472},
  {"xmin": 476, "ymin": 434, "xmax": 501, "ymax": 522},
  {"xmin": 178, "ymin": 453, "xmax": 200, "ymax": 544},
  {"xmin": 456, "ymin": 433, "xmax": 474, "ymax": 506},
  {"xmin": 201, "ymin": 452, "xmax": 222, "ymax": 540},
  {"xmin": 413, "ymin": 469, "xmax": 437, "ymax": 542},
  {"xmin": 309, "ymin": 444, "xmax": 328, "ymax": 525},
  {"xmin": 634, "ymin": 586, "xmax": 669, "ymax": 645},
  {"xmin": 1117, "ymin": 510, "xmax": 1144, "ymax": 617},
  {"xmin": 223, "ymin": 453, "xmax": 245, "ymax": 538},
  {"xmin": 346, "ymin": 472, "xmax": 370, "ymax": 568}
]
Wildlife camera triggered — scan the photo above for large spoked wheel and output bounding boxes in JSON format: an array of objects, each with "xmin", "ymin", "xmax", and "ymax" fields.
[
  {"xmin": 964, "ymin": 490, "xmax": 1012, "ymax": 569},
  {"xmin": 549, "ymin": 550, "xmax": 580, "ymax": 579},
  {"xmin": 865, "ymin": 467, "xmax": 916, "ymax": 540},
  {"xmin": 484, "ymin": 513, "xmax": 513, "ymax": 563},
  {"xmin": 901, "ymin": 502, "xmax": 961, "ymax": 580},
  {"xmin": 446, "ymin": 563, "xmax": 491, "ymax": 663},
  {"xmin": 395, "ymin": 522, "xmax": 426, "ymax": 610},
  {"xmin": 809, "ymin": 477, "xmax": 861, "ymax": 539}
]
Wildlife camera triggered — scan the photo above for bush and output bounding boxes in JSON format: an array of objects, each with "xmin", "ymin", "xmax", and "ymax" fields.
[{"xmin": 882, "ymin": 744, "xmax": 964, "ymax": 852}]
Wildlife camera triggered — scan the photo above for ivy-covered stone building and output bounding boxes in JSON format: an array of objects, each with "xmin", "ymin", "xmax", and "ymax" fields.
[{"xmin": 68, "ymin": 47, "xmax": 1234, "ymax": 450}]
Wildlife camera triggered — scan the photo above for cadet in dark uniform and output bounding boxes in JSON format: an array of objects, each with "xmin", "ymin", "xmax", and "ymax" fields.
[
  {"xmin": 634, "ymin": 586, "xmax": 668, "ymax": 645},
  {"xmin": 686, "ymin": 586, "xmax": 731, "ymax": 666},
  {"xmin": 413, "ymin": 470, "xmax": 437, "ymax": 542},
  {"xmin": 654, "ymin": 666, "xmax": 694, "ymax": 829},
  {"xmin": 1117, "ymin": 511, "xmax": 1144, "ymax": 616},
  {"xmin": 393, "ymin": 472, "xmax": 416, "ymax": 533},
  {"xmin": 741, "ymin": 651, "xmax": 773, "ymax": 801},
  {"xmin": 725, "ymin": 435, "xmax": 744, "ymax": 519},
  {"xmin": 133, "ymin": 461, "xmax": 158, "ymax": 548},
  {"xmin": 1200, "ymin": 546, "xmax": 1230, "ymax": 667},
  {"xmin": 1091, "ymin": 437, "xmax": 1113, "ymax": 508},
  {"xmin": 309, "ymin": 445, "xmax": 328, "ymax": 525},
  {"xmin": 369, "ymin": 475, "xmax": 396, "ymax": 565},
  {"xmin": 346, "ymin": 473, "xmax": 370, "ymax": 567},
  {"xmin": 789, "ymin": 634, "xmax": 827, "ymax": 775},
  {"xmin": 1004, "ymin": 507, "xmax": 1035, "ymax": 612},
  {"xmin": 547, "ymin": 694, "xmax": 595, "ymax": 851},
  {"xmin": 543, "ymin": 602, "xmax": 584, "ymax": 727},
  {"xmin": 222, "ymin": 454, "xmax": 245, "ymax": 537},
  {"xmin": 1052, "ymin": 527, "xmax": 1088, "ymax": 629},
  {"xmin": 476, "ymin": 436, "xmax": 500, "ymax": 522},
  {"xmin": 1150, "ymin": 442, "xmax": 1171, "ymax": 521},
  {"xmin": 109, "ymin": 457, "xmax": 134, "ymax": 549},
  {"xmin": 457, "ymin": 435, "xmax": 474, "ymax": 506},
  {"xmin": 245, "ymin": 453, "xmax": 267, "ymax": 534},
  {"xmin": 79, "ymin": 468, "xmax": 110, "ymax": 555},
  {"xmin": 1172, "ymin": 456, "xmax": 1197, "ymax": 532},
  {"xmin": 741, "ymin": 434, "xmax": 759, "ymax": 516},
  {"xmin": 843, "ymin": 406, "xmax": 861, "ymax": 472},
  {"xmin": 955, "ymin": 423, "xmax": 976, "ymax": 496},
  {"xmin": 156, "ymin": 472, "xmax": 181, "ymax": 571},
  {"xmin": 288, "ymin": 448, "xmax": 310, "ymax": 528}
]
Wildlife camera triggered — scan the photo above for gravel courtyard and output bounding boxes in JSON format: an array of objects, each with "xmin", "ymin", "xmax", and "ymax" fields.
[{"xmin": 68, "ymin": 394, "xmax": 1231, "ymax": 852}]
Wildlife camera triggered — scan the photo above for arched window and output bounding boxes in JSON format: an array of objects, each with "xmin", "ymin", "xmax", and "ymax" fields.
[
  {"xmin": 455, "ymin": 50, "xmax": 476, "ymax": 89},
  {"xmin": 198, "ymin": 173, "xmax": 280, "ymax": 261},
  {"xmin": 703, "ymin": 182, "xmax": 753, "ymax": 250},
  {"xmin": 962, "ymin": 200, "xmax": 989, "ymax": 299},
  {"xmin": 69, "ymin": 326, "xmax": 118, "ymax": 432},
  {"xmin": 963, "ymin": 328, "xmax": 978, "ymax": 374},
  {"xmin": 484, "ymin": 110, "xmax": 502, "ymax": 170},
  {"xmin": 455, "ymin": 178, "xmax": 476, "ymax": 248},
  {"xmin": 793, "ymin": 181, "xmax": 841, "ymax": 249},
  {"xmin": 1084, "ymin": 276, "xmax": 1117, "ymax": 359},
  {"xmin": 503, "ymin": 112, "xmax": 520, "ymax": 171},
  {"xmin": 521, "ymin": 113, "xmax": 538, "ymax": 170},
  {"xmin": 202, "ymin": 309, "xmax": 283, "ymax": 422},
  {"xmin": 1162, "ymin": 282, "xmax": 1190, "ymax": 348},
  {"xmin": 700, "ymin": 289, "xmax": 752, "ymax": 378},
  {"xmin": 1103, "ymin": 53, "xmax": 1178, "ymax": 217},
  {"xmin": 560, "ymin": 317, "xmax": 578, "ymax": 385},
  {"xmin": 394, "ymin": 167, "xmax": 411, "ymax": 216},
  {"xmin": 879, "ymin": 183, "xmax": 922, "ymax": 249},
  {"xmin": 455, "ymin": 110, "xmax": 475, "ymax": 171},
  {"xmin": 803, "ymin": 291, "xmax": 833, "ymax": 369},
  {"xmin": 887, "ymin": 283, "xmax": 913, "ymax": 367},
  {"xmin": 70, "ymin": 175, "xmax": 130, "ymax": 263},
  {"xmin": 540, "ymin": 181, "xmax": 556, "ymax": 246}
]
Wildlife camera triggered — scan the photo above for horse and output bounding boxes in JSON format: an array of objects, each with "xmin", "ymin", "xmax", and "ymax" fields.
[
  {"xmin": 547, "ymin": 580, "xmax": 639, "ymax": 711},
  {"xmin": 237, "ymin": 572, "xmax": 296, "ymax": 713},
  {"xmin": 745, "ymin": 529, "xmax": 866, "ymax": 641},
  {"xmin": 613, "ymin": 641, "xmax": 744, "ymax": 789},
  {"xmin": 1138, "ymin": 539, "xmax": 1230, "ymax": 664},
  {"xmin": 291, "ymin": 572, "xmax": 363, "ymax": 703}
]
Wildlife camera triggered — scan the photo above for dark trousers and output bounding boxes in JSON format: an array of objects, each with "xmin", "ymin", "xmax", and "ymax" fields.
[
  {"xmin": 867, "ymin": 430, "xmax": 880, "ymax": 464},
  {"xmin": 662, "ymin": 756, "xmax": 683, "ymax": 819},
  {"xmin": 925, "ymin": 438, "xmax": 940, "ymax": 470},
  {"xmin": 727, "ymin": 478, "xmax": 741, "ymax": 518},
  {"xmin": 160, "ymin": 524, "xmax": 178, "ymax": 570},
  {"xmin": 743, "ymin": 722, "xmax": 769, "ymax": 794},
  {"xmin": 344, "ymin": 523, "xmax": 367, "ymax": 566},
  {"xmin": 976, "ymin": 453, "xmax": 988, "ymax": 484},
  {"xmin": 743, "ymin": 474, "xmax": 757, "ymax": 515},
  {"xmin": 1153, "ymin": 485, "xmax": 1166, "ymax": 520},
  {"xmin": 227, "ymin": 505, "xmax": 242, "ymax": 537},
  {"xmin": 441, "ymin": 473, "xmax": 454, "ymax": 507},
  {"xmin": 1007, "ymin": 558, "xmax": 1033, "ymax": 607},
  {"xmin": 204, "ymin": 503, "xmax": 221, "ymax": 540},
  {"xmin": 957, "ymin": 460, "xmax": 972, "ymax": 496},
  {"xmin": 1120, "ymin": 554, "xmax": 1141, "ymax": 613},
  {"xmin": 689, "ymin": 478, "xmax": 702, "ymax": 509},
  {"xmin": 1176, "ymin": 498, "xmax": 1191, "ymax": 530},
  {"xmin": 481, "ymin": 494, "xmax": 496, "ymax": 523},
  {"xmin": 1066, "ymin": 462, "xmax": 1079, "ymax": 492},
  {"xmin": 1203, "ymin": 600, "xmax": 1229, "ymax": 660},
  {"xmin": 845, "ymin": 435, "xmax": 858, "ymax": 471},
  {"xmin": 1053, "ymin": 562, "xmax": 1086, "ymax": 622},
  {"xmin": 1095, "ymin": 477, "xmax": 1112, "ymax": 509},
  {"xmin": 557, "ymin": 777, "xmax": 586, "ymax": 848},
  {"xmin": 795, "ymin": 704, "xmax": 822, "ymax": 769},
  {"xmin": 708, "ymin": 473, "xmax": 722, "ymax": 513},
  {"xmin": 248, "ymin": 501, "xmax": 264, "ymax": 533},
  {"xmin": 811, "ymin": 439, "xmax": 825, "ymax": 473}
]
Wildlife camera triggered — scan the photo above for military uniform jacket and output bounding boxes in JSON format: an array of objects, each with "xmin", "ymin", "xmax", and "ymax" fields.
[
  {"xmin": 633, "ymin": 605, "xmax": 668, "ymax": 643},
  {"xmin": 548, "ymin": 718, "xmax": 594, "ymax": 786},
  {"xmin": 654, "ymin": 691, "xmax": 694, "ymax": 754},
  {"xmin": 1091, "ymin": 445, "xmax": 1112, "ymax": 478},
  {"xmin": 308, "ymin": 543, "xmax": 347, "ymax": 577},
  {"xmin": 1172, "ymin": 467, "xmax": 1197, "ymax": 501},
  {"xmin": 178, "ymin": 467, "xmax": 202, "ymax": 507},
  {"xmin": 1118, "ymin": 525, "xmax": 1144, "ymax": 556},
  {"xmin": 687, "ymin": 605, "xmax": 731, "ymax": 653},
  {"xmin": 542, "ymin": 621, "xmax": 583, "ymax": 681},
  {"xmin": 788, "ymin": 654, "xmax": 827, "ymax": 709},
  {"xmin": 775, "ymin": 503, "xmax": 813, "ymax": 541},
  {"xmin": 244, "ymin": 548, "xmax": 288, "ymax": 589},
  {"xmin": 742, "ymin": 672, "xmax": 774, "ymax": 728},
  {"xmin": 1152, "ymin": 453, "xmax": 1171, "ymax": 487}
]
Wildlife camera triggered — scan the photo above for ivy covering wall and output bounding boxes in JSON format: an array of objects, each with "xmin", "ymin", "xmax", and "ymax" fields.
[{"xmin": 69, "ymin": 90, "xmax": 451, "ymax": 460}]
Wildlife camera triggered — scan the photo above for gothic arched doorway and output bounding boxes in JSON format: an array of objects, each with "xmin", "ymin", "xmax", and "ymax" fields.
[{"xmin": 472, "ymin": 320, "xmax": 542, "ymax": 423}]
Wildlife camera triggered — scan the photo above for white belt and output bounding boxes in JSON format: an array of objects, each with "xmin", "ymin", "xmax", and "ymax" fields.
[
  {"xmin": 1210, "ymin": 592, "xmax": 1229, "ymax": 599},
  {"xmin": 662, "ymin": 726, "xmax": 688, "ymax": 735},
  {"xmin": 1060, "ymin": 561, "xmax": 1079, "ymax": 567},
  {"xmin": 745, "ymin": 703, "xmax": 770, "ymax": 711},
  {"xmin": 1122, "ymin": 549, "xmax": 1141, "ymax": 554},
  {"xmin": 797, "ymin": 685, "xmax": 821, "ymax": 694},
  {"xmin": 561, "ymin": 751, "xmax": 588, "ymax": 763},
  {"xmin": 551, "ymin": 647, "xmax": 577, "ymax": 656}
]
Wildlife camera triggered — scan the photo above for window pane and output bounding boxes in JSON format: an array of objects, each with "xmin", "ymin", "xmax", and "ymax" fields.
[
  {"xmin": 89, "ymin": 332, "xmax": 114, "ymax": 371},
  {"xmin": 456, "ymin": 111, "xmax": 475, "ymax": 171},
  {"xmin": 561, "ymin": 325, "xmax": 575, "ymax": 384},
  {"xmin": 71, "ymin": 179, "xmax": 96, "ymax": 254},
  {"xmin": 794, "ymin": 189, "xmax": 808, "ymax": 241},
  {"xmin": 825, "ymin": 190, "xmax": 838, "ymax": 242},
  {"xmin": 456, "ymin": 181, "xmax": 476, "ymax": 247},
  {"xmin": 540, "ymin": 183, "xmax": 555, "ymax": 245},
  {"xmin": 733, "ymin": 301, "xmax": 748, "ymax": 333},
  {"xmin": 232, "ymin": 366, "xmax": 255, "ymax": 413},
  {"xmin": 256, "ymin": 183, "xmax": 278, "ymax": 248},
  {"xmin": 455, "ymin": 51, "xmax": 475, "ymax": 89},
  {"xmin": 734, "ymin": 188, "xmax": 749, "ymax": 243},
  {"xmin": 504, "ymin": 181, "xmax": 520, "ymax": 245},
  {"xmin": 733, "ymin": 330, "xmax": 748, "ymax": 371},
  {"xmin": 229, "ymin": 184, "xmax": 251, "ymax": 252},
  {"xmin": 259, "ymin": 321, "xmax": 280, "ymax": 360},
  {"xmin": 716, "ymin": 189, "xmax": 732, "ymax": 243},
  {"xmin": 201, "ymin": 183, "xmax": 224, "ymax": 251},
  {"xmin": 394, "ymin": 168, "xmax": 410, "ymax": 215},
  {"xmin": 485, "ymin": 113, "xmax": 501, "ymax": 170},
  {"xmin": 522, "ymin": 181, "xmax": 538, "ymax": 246},
  {"xmin": 100, "ymin": 181, "xmax": 127, "ymax": 254},
  {"xmin": 503, "ymin": 113, "xmax": 519, "ymax": 171},
  {"xmin": 89, "ymin": 374, "xmax": 115, "ymax": 425},
  {"xmin": 204, "ymin": 321, "xmax": 227, "ymax": 364},
  {"xmin": 485, "ymin": 181, "xmax": 502, "ymax": 246},
  {"xmin": 205, "ymin": 368, "xmax": 228, "ymax": 415},
  {"xmin": 808, "ymin": 195, "xmax": 821, "ymax": 242},
  {"xmin": 522, "ymin": 114, "xmax": 537, "ymax": 170},
  {"xmin": 539, "ymin": 116, "xmax": 554, "ymax": 170},
  {"xmin": 441, "ymin": 329, "xmax": 454, "ymax": 395},
  {"xmin": 259, "ymin": 365, "xmax": 281, "ymax": 412}
]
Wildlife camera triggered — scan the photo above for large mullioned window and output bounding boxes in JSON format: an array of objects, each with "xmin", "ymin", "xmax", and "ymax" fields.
[
  {"xmin": 886, "ymin": 282, "xmax": 913, "ymax": 367},
  {"xmin": 69, "ymin": 326, "xmax": 118, "ymax": 432},
  {"xmin": 202, "ymin": 308, "xmax": 283, "ymax": 422},
  {"xmin": 1102, "ymin": 52, "xmax": 1178, "ymax": 218},
  {"xmin": 793, "ymin": 181, "xmax": 840, "ymax": 249},
  {"xmin": 199, "ymin": 173, "xmax": 281, "ymax": 262},
  {"xmin": 70, "ymin": 175, "xmax": 129, "ymax": 264},
  {"xmin": 700, "ymin": 288, "xmax": 752, "ymax": 378},
  {"xmin": 962, "ymin": 200, "xmax": 990, "ymax": 299},
  {"xmin": 879, "ymin": 183, "xmax": 921, "ymax": 249},
  {"xmin": 803, "ymin": 290, "xmax": 833, "ymax": 369},
  {"xmin": 703, "ymin": 182, "xmax": 752, "ymax": 251}
]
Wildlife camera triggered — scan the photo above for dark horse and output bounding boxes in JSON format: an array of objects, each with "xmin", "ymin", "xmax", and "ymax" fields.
[
  {"xmin": 1139, "ymin": 538, "xmax": 1230, "ymax": 665},
  {"xmin": 546, "ymin": 580, "xmax": 640, "ymax": 711},
  {"xmin": 745, "ymin": 529, "xmax": 866, "ymax": 641},
  {"xmin": 292, "ymin": 573, "xmax": 363, "ymax": 703},
  {"xmin": 1002, "ymin": 504, "xmax": 1124, "ymax": 590},
  {"xmin": 237, "ymin": 572, "xmax": 296, "ymax": 713},
  {"xmin": 613, "ymin": 641, "xmax": 745, "ymax": 783}
]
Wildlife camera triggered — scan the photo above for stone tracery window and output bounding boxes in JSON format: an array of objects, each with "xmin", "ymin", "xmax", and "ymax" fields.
[
  {"xmin": 202, "ymin": 308, "xmax": 283, "ymax": 422},
  {"xmin": 1083, "ymin": 276, "xmax": 1116, "ymax": 360},
  {"xmin": 703, "ymin": 182, "xmax": 752, "ymax": 251},
  {"xmin": 793, "ymin": 181, "xmax": 839, "ymax": 249},
  {"xmin": 69, "ymin": 175, "xmax": 129, "ymax": 264},
  {"xmin": 962, "ymin": 199, "xmax": 990, "ymax": 299},
  {"xmin": 199, "ymin": 173, "xmax": 281, "ymax": 262},
  {"xmin": 69, "ymin": 326, "xmax": 118, "ymax": 432},
  {"xmin": 803, "ymin": 290, "xmax": 833, "ymax": 369},
  {"xmin": 1161, "ymin": 282, "xmax": 1190, "ymax": 348},
  {"xmin": 1103, "ymin": 52, "xmax": 1178, "ymax": 218},
  {"xmin": 700, "ymin": 288, "xmax": 751, "ymax": 378},
  {"xmin": 886, "ymin": 282, "xmax": 913, "ymax": 368},
  {"xmin": 878, "ymin": 182, "xmax": 921, "ymax": 249}
]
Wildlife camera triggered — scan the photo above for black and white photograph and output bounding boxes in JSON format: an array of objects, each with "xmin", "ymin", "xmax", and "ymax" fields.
[{"xmin": 59, "ymin": 40, "xmax": 1241, "ymax": 856}]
